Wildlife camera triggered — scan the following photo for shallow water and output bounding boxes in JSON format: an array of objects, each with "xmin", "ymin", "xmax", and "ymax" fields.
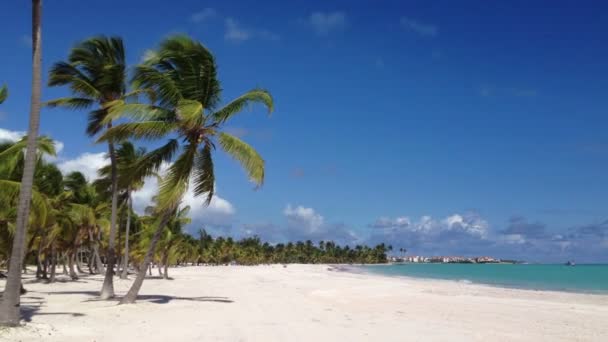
[{"xmin": 359, "ymin": 263, "xmax": 608, "ymax": 293}]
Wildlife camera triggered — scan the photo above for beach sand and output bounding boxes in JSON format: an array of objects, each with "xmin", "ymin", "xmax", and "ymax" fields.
[{"xmin": 1, "ymin": 264, "xmax": 607, "ymax": 341}]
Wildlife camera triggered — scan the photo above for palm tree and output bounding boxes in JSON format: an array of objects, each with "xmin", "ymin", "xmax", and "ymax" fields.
[
  {"xmin": 100, "ymin": 35, "xmax": 273, "ymax": 304},
  {"xmin": 157, "ymin": 206, "xmax": 191, "ymax": 279},
  {"xmin": 47, "ymin": 36, "xmax": 130, "ymax": 299},
  {"xmin": 95, "ymin": 141, "xmax": 155, "ymax": 279},
  {"xmin": 0, "ymin": 0, "xmax": 43, "ymax": 326}
]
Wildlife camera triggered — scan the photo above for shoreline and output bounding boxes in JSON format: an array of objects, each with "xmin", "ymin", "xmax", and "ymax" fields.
[
  {"xmin": 346, "ymin": 263, "xmax": 608, "ymax": 296},
  {"xmin": 2, "ymin": 264, "xmax": 608, "ymax": 341}
]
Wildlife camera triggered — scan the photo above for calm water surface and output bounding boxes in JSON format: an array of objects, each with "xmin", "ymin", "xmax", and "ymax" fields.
[{"xmin": 359, "ymin": 263, "xmax": 608, "ymax": 293}]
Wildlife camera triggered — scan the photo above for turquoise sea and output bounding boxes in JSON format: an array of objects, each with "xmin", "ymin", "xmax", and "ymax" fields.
[{"xmin": 359, "ymin": 263, "xmax": 608, "ymax": 294}]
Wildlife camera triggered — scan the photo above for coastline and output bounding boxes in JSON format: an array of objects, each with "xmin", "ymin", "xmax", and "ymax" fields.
[
  {"xmin": 347, "ymin": 263, "xmax": 608, "ymax": 295},
  {"xmin": 2, "ymin": 264, "xmax": 608, "ymax": 341}
]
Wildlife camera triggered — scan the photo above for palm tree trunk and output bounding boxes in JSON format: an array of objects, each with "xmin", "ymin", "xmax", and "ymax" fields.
[
  {"xmin": 163, "ymin": 257, "xmax": 169, "ymax": 280},
  {"xmin": 0, "ymin": 0, "xmax": 42, "ymax": 326},
  {"xmin": 94, "ymin": 249, "xmax": 104, "ymax": 274},
  {"xmin": 61, "ymin": 253, "xmax": 68, "ymax": 275},
  {"xmin": 68, "ymin": 252, "xmax": 78, "ymax": 280},
  {"xmin": 120, "ymin": 190, "xmax": 132, "ymax": 279},
  {"xmin": 120, "ymin": 211, "xmax": 171, "ymax": 304},
  {"xmin": 49, "ymin": 246, "xmax": 56, "ymax": 283},
  {"xmin": 76, "ymin": 250, "xmax": 85, "ymax": 273},
  {"xmin": 100, "ymin": 135, "xmax": 119, "ymax": 299}
]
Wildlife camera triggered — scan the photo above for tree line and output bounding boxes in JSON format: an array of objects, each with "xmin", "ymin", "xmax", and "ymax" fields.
[{"xmin": 0, "ymin": 1, "xmax": 389, "ymax": 326}]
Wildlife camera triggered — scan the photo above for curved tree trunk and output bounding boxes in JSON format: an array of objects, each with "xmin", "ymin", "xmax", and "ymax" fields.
[
  {"xmin": 48, "ymin": 246, "xmax": 56, "ymax": 283},
  {"xmin": 163, "ymin": 259, "xmax": 169, "ymax": 280},
  {"xmin": 68, "ymin": 252, "xmax": 78, "ymax": 280},
  {"xmin": 61, "ymin": 253, "xmax": 68, "ymax": 275},
  {"xmin": 120, "ymin": 190, "xmax": 132, "ymax": 279},
  {"xmin": 0, "ymin": 0, "xmax": 42, "ymax": 326},
  {"xmin": 120, "ymin": 212, "xmax": 171, "ymax": 304},
  {"xmin": 75, "ymin": 251, "xmax": 85, "ymax": 274},
  {"xmin": 100, "ymin": 133, "xmax": 119, "ymax": 299}
]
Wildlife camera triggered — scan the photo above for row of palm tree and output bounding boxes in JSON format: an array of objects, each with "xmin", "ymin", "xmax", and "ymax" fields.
[
  {"xmin": 0, "ymin": 0, "xmax": 275, "ymax": 323},
  {"xmin": 0, "ymin": 144, "xmax": 389, "ymax": 279},
  {"xmin": 0, "ymin": 1, "xmax": 388, "ymax": 326}
]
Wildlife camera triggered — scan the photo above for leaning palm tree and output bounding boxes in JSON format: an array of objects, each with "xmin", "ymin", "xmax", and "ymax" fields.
[
  {"xmin": 46, "ymin": 36, "xmax": 129, "ymax": 299},
  {"xmin": 100, "ymin": 35, "xmax": 273, "ymax": 304},
  {"xmin": 0, "ymin": 0, "xmax": 43, "ymax": 326}
]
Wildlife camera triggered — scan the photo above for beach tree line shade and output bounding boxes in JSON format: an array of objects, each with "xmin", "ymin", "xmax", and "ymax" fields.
[{"xmin": 0, "ymin": 135, "xmax": 390, "ymax": 279}]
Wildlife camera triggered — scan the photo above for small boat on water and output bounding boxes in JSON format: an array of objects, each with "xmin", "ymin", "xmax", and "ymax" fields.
[{"xmin": 565, "ymin": 260, "xmax": 576, "ymax": 266}]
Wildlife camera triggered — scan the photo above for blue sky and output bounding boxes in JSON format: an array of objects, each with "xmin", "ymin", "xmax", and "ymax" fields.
[{"xmin": 1, "ymin": 0, "xmax": 607, "ymax": 262}]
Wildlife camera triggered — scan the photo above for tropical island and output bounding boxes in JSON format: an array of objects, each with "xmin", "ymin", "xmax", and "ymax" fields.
[{"xmin": 1, "ymin": 1, "xmax": 608, "ymax": 341}]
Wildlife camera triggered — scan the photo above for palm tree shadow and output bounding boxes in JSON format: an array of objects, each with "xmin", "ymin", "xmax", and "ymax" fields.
[
  {"xmin": 49, "ymin": 291, "xmax": 234, "ymax": 304},
  {"xmin": 134, "ymin": 295, "xmax": 233, "ymax": 304},
  {"xmin": 21, "ymin": 305, "xmax": 85, "ymax": 322}
]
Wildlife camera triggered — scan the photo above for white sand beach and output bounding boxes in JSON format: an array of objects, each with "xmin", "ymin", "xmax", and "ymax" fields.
[{"xmin": 1, "ymin": 265, "xmax": 607, "ymax": 342}]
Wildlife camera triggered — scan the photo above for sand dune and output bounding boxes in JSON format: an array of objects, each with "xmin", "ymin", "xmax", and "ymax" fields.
[{"xmin": 1, "ymin": 265, "xmax": 607, "ymax": 341}]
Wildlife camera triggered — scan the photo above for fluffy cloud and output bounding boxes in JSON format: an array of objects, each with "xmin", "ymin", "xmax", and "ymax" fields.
[
  {"xmin": 190, "ymin": 8, "xmax": 217, "ymax": 23},
  {"xmin": 224, "ymin": 18, "xmax": 279, "ymax": 42},
  {"xmin": 305, "ymin": 11, "xmax": 347, "ymax": 35},
  {"xmin": 368, "ymin": 212, "xmax": 608, "ymax": 262},
  {"xmin": 57, "ymin": 152, "xmax": 107, "ymax": 181},
  {"xmin": 400, "ymin": 17, "xmax": 438, "ymax": 37},
  {"xmin": 234, "ymin": 204, "xmax": 359, "ymax": 245},
  {"xmin": 130, "ymin": 163, "xmax": 236, "ymax": 232},
  {"xmin": 284, "ymin": 204, "xmax": 324, "ymax": 232},
  {"xmin": 368, "ymin": 213, "xmax": 492, "ymax": 256},
  {"xmin": 0, "ymin": 128, "xmax": 25, "ymax": 142}
]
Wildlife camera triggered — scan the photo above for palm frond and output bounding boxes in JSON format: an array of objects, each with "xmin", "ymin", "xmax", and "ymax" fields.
[
  {"xmin": 44, "ymin": 97, "xmax": 94, "ymax": 110},
  {"xmin": 176, "ymin": 99, "xmax": 203, "ymax": 129},
  {"xmin": 218, "ymin": 132, "xmax": 264, "ymax": 186},
  {"xmin": 156, "ymin": 143, "xmax": 197, "ymax": 211},
  {"xmin": 212, "ymin": 89, "xmax": 274, "ymax": 124},
  {"xmin": 0, "ymin": 135, "xmax": 57, "ymax": 160},
  {"xmin": 192, "ymin": 143, "xmax": 215, "ymax": 204},
  {"xmin": 97, "ymin": 121, "xmax": 177, "ymax": 143},
  {"xmin": 102, "ymin": 103, "xmax": 174, "ymax": 125},
  {"xmin": 0, "ymin": 85, "xmax": 7, "ymax": 104},
  {"xmin": 131, "ymin": 139, "xmax": 179, "ymax": 181},
  {"xmin": 48, "ymin": 62, "xmax": 101, "ymax": 98}
]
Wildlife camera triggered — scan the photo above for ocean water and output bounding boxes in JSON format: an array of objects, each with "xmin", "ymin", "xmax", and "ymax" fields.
[{"xmin": 359, "ymin": 263, "xmax": 608, "ymax": 293}]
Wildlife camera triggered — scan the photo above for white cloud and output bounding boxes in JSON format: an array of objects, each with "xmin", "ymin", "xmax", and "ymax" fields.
[
  {"xmin": 131, "ymin": 162, "xmax": 236, "ymax": 229},
  {"xmin": 57, "ymin": 152, "xmax": 107, "ymax": 181},
  {"xmin": 190, "ymin": 8, "xmax": 217, "ymax": 23},
  {"xmin": 370, "ymin": 213, "xmax": 488, "ymax": 238},
  {"xmin": 400, "ymin": 17, "xmax": 438, "ymax": 37},
  {"xmin": 284, "ymin": 204, "xmax": 324, "ymax": 232},
  {"xmin": 0, "ymin": 127, "xmax": 64, "ymax": 159},
  {"xmin": 0, "ymin": 128, "xmax": 26, "ymax": 142},
  {"xmin": 306, "ymin": 11, "xmax": 347, "ymax": 35},
  {"xmin": 224, "ymin": 18, "xmax": 279, "ymax": 42},
  {"xmin": 442, "ymin": 213, "xmax": 488, "ymax": 238}
]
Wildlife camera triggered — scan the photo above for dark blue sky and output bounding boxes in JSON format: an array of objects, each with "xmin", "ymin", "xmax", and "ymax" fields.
[{"xmin": 1, "ymin": 0, "xmax": 607, "ymax": 262}]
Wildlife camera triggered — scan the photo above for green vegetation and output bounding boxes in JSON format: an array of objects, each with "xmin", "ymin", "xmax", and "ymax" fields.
[{"xmin": 0, "ymin": 4, "xmax": 389, "ymax": 323}]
